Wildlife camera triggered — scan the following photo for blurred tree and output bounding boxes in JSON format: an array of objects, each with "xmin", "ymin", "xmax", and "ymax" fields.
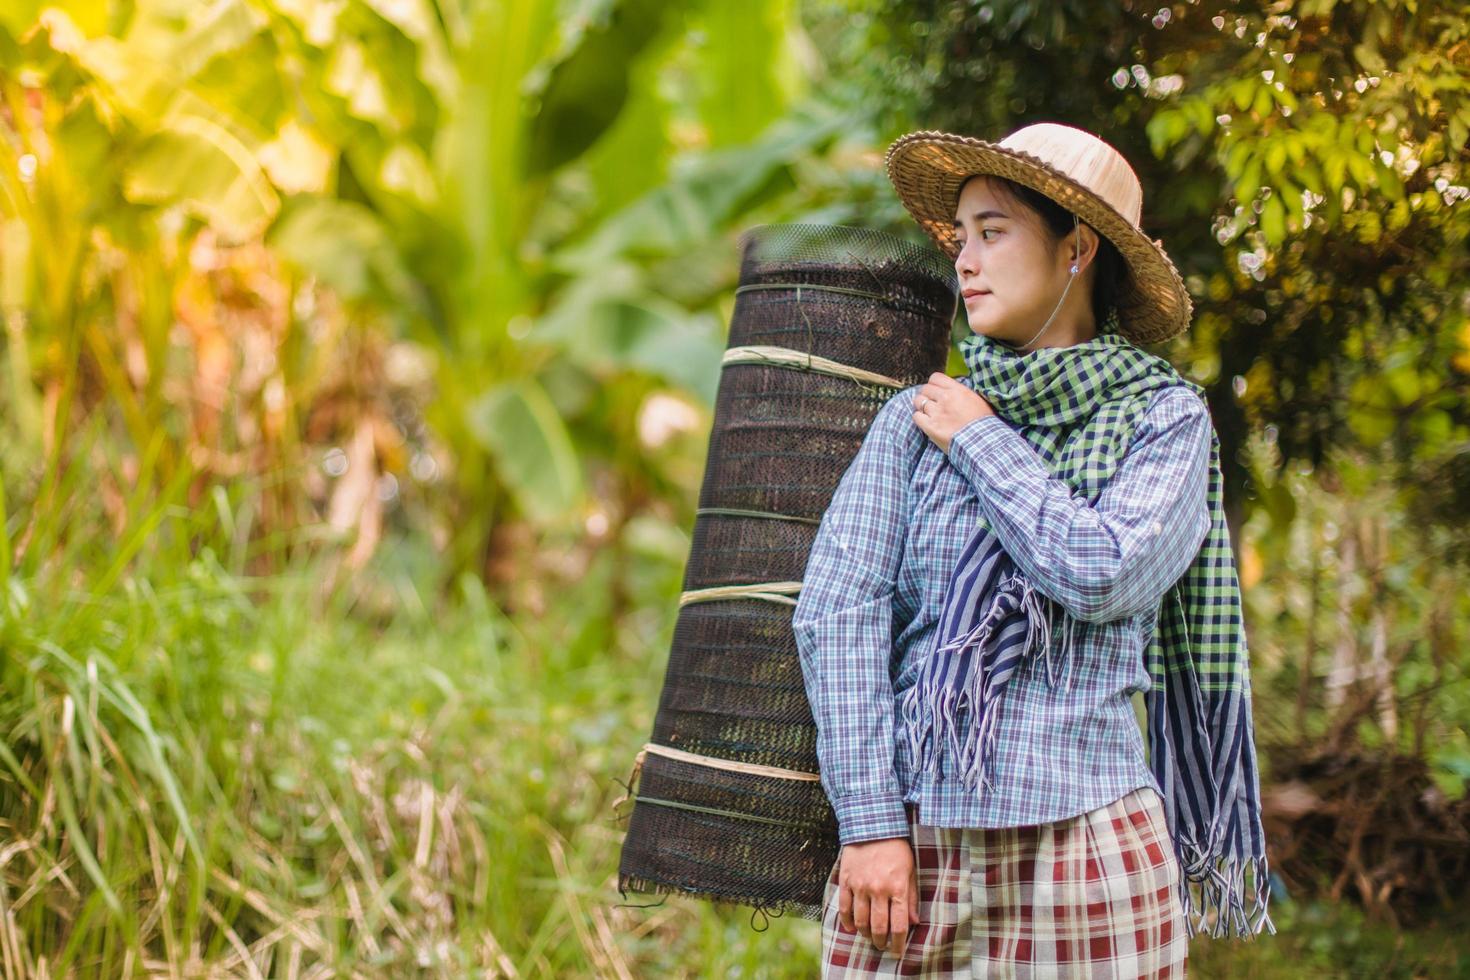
[
  {"xmin": 824, "ymin": 0, "xmax": 1470, "ymax": 556},
  {"xmin": 0, "ymin": 0, "xmax": 869, "ymax": 591}
]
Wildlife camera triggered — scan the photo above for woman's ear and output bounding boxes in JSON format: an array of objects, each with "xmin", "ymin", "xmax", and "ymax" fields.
[{"xmin": 1072, "ymin": 225, "xmax": 1101, "ymax": 272}]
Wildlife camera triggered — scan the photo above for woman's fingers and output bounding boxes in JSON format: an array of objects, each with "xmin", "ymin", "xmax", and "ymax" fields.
[
  {"xmin": 909, "ymin": 868, "xmax": 921, "ymax": 926},
  {"xmin": 886, "ymin": 896, "xmax": 909, "ymax": 957},
  {"xmin": 836, "ymin": 838, "xmax": 922, "ymax": 957},
  {"xmin": 869, "ymin": 895, "xmax": 890, "ymax": 950}
]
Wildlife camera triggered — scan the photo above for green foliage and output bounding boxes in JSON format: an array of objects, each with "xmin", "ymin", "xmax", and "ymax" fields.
[
  {"xmin": 2, "ymin": 437, "xmax": 1467, "ymax": 973},
  {"xmin": 0, "ymin": 412, "xmax": 829, "ymax": 973},
  {"xmin": 0, "ymin": 0, "xmax": 876, "ymax": 581},
  {"xmin": 467, "ymin": 379, "xmax": 583, "ymax": 523},
  {"xmin": 4, "ymin": 0, "xmax": 1470, "ymax": 970}
]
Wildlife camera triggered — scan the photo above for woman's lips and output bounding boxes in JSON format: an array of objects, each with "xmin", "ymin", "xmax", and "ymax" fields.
[{"xmin": 963, "ymin": 290, "xmax": 991, "ymax": 301}]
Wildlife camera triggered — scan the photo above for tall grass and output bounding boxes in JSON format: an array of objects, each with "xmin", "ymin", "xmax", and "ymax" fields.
[
  {"xmin": 2, "ymin": 415, "xmax": 1468, "ymax": 978},
  {"xmin": 0, "ymin": 420, "xmax": 827, "ymax": 977}
]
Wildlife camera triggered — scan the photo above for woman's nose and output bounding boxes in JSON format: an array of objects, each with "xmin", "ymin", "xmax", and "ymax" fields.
[{"xmin": 955, "ymin": 237, "xmax": 979, "ymax": 277}]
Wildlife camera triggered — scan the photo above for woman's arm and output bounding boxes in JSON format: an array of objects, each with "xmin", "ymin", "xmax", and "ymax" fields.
[
  {"xmin": 944, "ymin": 384, "xmax": 1213, "ymax": 624},
  {"xmin": 792, "ymin": 389, "xmax": 919, "ymax": 847}
]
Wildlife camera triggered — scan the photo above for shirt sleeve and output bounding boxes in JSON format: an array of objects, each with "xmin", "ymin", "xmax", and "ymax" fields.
[
  {"xmin": 944, "ymin": 384, "xmax": 1212, "ymax": 624},
  {"xmin": 792, "ymin": 390, "xmax": 920, "ymax": 846}
]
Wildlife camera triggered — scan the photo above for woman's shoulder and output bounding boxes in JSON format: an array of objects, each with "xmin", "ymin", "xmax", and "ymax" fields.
[
  {"xmin": 872, "ymin": 383, "xmax": 920, "ymax": 431},
  {"xmin": 1141, "ymin": 383, "xmax": 1210, "ymax": 426},
  {"xmin": 1130, "ymin": 384, "xmax": 1212, "ymax": 450},
  {"xmin": 873, "ymin": 383, "xmax": 931, "ymax": 451}
]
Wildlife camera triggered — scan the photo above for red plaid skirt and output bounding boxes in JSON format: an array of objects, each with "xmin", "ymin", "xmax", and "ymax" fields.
[{"xmin": 820, "ymin": 785, "xmax": 1187, "ymax": 977}]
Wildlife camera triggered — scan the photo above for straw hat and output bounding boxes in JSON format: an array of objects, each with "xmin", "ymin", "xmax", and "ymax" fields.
[{"xmin": 884, "ymin": 122, "xmax": 1193, "ymax": 344}]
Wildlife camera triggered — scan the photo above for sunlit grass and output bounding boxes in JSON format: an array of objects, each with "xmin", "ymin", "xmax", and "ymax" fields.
[
  {"xmin": 0, "ymin": 423, "xmax": 1464, "ymax": 978},
  {"xmin": 3, "ymin": 482, "xmax": 1469, "ymax": 975},
  {"xmin": 0, "ymin": 442, "xmax": 823, "ymax": 975}
]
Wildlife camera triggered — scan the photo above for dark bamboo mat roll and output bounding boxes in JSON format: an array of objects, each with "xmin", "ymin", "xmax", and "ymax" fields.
[{"xmin": 617, "ymin": 223, "xmax": 956, "ymax": 921}]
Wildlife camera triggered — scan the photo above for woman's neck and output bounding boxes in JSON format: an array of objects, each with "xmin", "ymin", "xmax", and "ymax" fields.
[{"xmin": 993, "ymin": 308, "xmax": 1099, "ymax": 352}]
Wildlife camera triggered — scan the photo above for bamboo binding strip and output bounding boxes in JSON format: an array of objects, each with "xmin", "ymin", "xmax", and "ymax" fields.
[
  {"xmin": 638, "ymin": 742, "xmax": 822, "ymax": 782},
  {"xmin": 679, "ymin": 582, "xmax": 803, "ymax": 608},
  {"xmin": 722, "ymin": 345, "xmax": 908, "ymax": 391}
]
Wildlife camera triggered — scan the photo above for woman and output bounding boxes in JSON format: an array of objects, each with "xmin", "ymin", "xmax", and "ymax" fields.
[{"xmin": 791, "ymin": 123, "xmax": 1273, "ymax": 977}]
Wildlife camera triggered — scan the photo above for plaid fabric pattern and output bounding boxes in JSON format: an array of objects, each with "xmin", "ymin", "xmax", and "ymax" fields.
[
  {"xmin": 793, "ymin": 380, "xmax": 1203, "ymax": 841},
  {"xmin": 820, "ymin": 785, "xmax": 1188, "ymax": 977}
]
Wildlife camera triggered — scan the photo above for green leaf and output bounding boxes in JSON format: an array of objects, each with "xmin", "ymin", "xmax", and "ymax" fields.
[
  {"xmin": 1346, "ymin": 151, "xmax": 1376, "ymax": 188},
  {"xmin": 1298, "ymin": 159, "xmax": 1326, "ymax": 196},
  {"xmin": 1346, "ymin": 391, "xmax": 1394, "ymax": 445},
  {"xmin": 1451, "ymin": 116, "xmax": 1469, "ymax": 155},
  {"xmin": 466, "ymin": 380, "xmax": 583, "ymax": 523},
  {"xmin": 1385, "ymin": 365, "xmax": 1421, "ymax": 405},
  {"xmin": 1353, "ymin": 41, "xmax": 1386, "ymax": 74},
  {"xmin": 523, "ymin": 0, "xmax": 679, "ymax": 175},
  {"xmin": 1377, "ymin": 163, "xmax": 1405, "ymax": 203},
  {"xmin": 538, "ymin": 284, "xmax": 725, "ymax": 403},
  {"xmin": 575, "ymin": 42, "xmax": 675, "ymax": 220},
  {"xmin": 548, "ymin": 101, "xmax": 848, "ymax": 269},
  {"xmin": 1264, "ymin": 140, "xmax": 1287, "ymax": 175},
  {"xmin": 1414, "ymin": 410, "xmax": 1452, "ymax": 447},
  {"xmin": 696, "ymin": 0, "xmax": 797, "ymax": 147},
  {"xmin": 1252, "ymin": 84, "xmax": 1273, "ymax": 119},
  {"xmin": 1237, "ymin": 156, "xmax": 1263, "ymax": 204},
  {"xmin": 1277, "ymin": 178, "xmax": 1303, "ymax": 222},
  {"xmin": 1232, "ymin": 79, "xmax": 1255, "ymax": 111},
  {"xmin": 1352, "ymin": 210, "xmax": 1381, "ymax": 243},
  {"xmin": 1260, "ymin": 193, "xmax": 1286, "ymax": 244},
  {"xmin": 1324, "ymin": 151, "xmax": 1347, "ymax": 194},
  {"xmin": 267, "ymin": 197, "xmax": 422, "ymax": 315},
  {"xmin": 1145, "ymin": 111, "xmax": 1178, "ymax": 156},
  {"xmin": 1259, "ymin": 480, "xmax": 1297, "ymax": 536},
  {"xmin": 1224, "ymin": 138, "xmax": 1250, "ymax": 177},
  {"xmin": 121, "ymin": 113, "xmax": 279, "ymax": 243},
  {"xmin": 1386, "ymin": 197, "xmax": 1412, "ymax": 232},
  {"xmin": 173, "ymin": 0, "xmax": 266, "ymax": 81}
]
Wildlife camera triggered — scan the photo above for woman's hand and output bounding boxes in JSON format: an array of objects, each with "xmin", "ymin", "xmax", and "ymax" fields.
[
  {"xmin": 911, "ymin": 373, "xmax": 994, "ymax": 454},
  {"xmin": 836, "ymin": 838, "xmax": 922, "ymax": 958}
]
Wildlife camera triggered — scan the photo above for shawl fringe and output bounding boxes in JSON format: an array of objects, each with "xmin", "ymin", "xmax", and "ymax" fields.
[
  {"xmin": 898, "ymin": 572, "xmax": 1081, "ymax": 794},
  {"xmin": 1175, "ymin": 848, "xmax": 1277, "ymax": 939}
]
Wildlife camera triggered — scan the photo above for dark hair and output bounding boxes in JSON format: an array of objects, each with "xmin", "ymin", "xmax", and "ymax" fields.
[{"xmin": 963, "ymin": 174, "xmax": 1128, "ymax": 331}]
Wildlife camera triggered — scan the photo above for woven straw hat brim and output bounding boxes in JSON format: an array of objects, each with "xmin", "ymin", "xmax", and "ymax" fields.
[{"xmin": 885, "ymin": 130, "xmax": 1193, "ymax": 345}]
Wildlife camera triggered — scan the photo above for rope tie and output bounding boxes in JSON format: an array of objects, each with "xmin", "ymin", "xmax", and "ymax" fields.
[
  {"xmin": 695, "ymin": 507, "xmax": 821, "ymax": 526},
  {"xmin": 733, "ymin": 282, "xmax": 895, "ymax": 303},
  {"xmin": 612, "ymin": 743, "xmax": 827, "ymax": 837},
  {"xmin": 678, "ymin": 581, "xmax": 802, "ymax": 608},
  {"xmin": 721, "ymin": 345, "xmax": 907, "ymax": 392},
  {"xmin": 734, "ymin": 279, "xmax": 942, "ymax": 320},
  {"xmin": 632, "ymin": 796, "xmax": 825, "ymax": 831},
  {"xmin": 639, "ymin": 742, "xmax": 820, "ymax": 781}
]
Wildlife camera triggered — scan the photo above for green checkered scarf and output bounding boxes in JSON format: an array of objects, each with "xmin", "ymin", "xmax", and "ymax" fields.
[{"xmin": 930, "ymin": 315, "xmax": 1274, "ymax": 939}]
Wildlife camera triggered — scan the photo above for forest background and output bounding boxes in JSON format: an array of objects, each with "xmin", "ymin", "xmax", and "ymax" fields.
[{"xmin": 1, "ymin": 0, "xmax": 1468, "ymax": 976}]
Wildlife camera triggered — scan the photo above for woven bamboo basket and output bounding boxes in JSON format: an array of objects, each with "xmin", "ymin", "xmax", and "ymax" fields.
[{"xmin": 616, "ymin": 223, "xmax": 957, "ymax": 922}]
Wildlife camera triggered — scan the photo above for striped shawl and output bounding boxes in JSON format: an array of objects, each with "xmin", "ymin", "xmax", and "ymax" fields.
[{"xmin": 898, "ymin": 323, "xmax": 1275, "ymax": 939}]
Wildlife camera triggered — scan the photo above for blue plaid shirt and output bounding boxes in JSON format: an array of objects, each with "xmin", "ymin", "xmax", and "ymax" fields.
[{"xmin": 792, "ymin": 378, "xmax": 1212, "ymax": 846}]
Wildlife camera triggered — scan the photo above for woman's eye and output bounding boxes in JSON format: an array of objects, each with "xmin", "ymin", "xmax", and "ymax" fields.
[{"xmin": 957, "ymin": 229, "xmax": 998, "ymax": 248}]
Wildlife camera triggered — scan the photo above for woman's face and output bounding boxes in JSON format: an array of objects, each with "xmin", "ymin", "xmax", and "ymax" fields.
[{"xmin": 951, "ymin": 175, "xmax": 1088, "ymax": 347}]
